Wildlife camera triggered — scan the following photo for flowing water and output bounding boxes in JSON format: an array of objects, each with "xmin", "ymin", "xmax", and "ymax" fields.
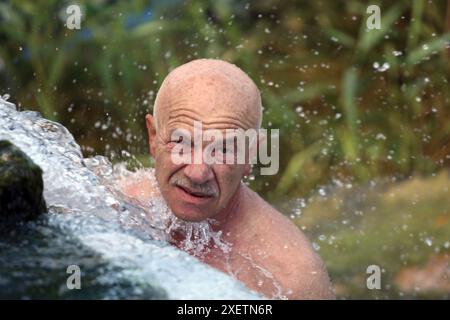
[{"xmin": 0, "ymin": 96, "xmax": 261, "ymax": 299}]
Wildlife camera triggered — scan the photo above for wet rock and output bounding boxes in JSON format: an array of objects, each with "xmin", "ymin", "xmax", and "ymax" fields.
[{"xmin": 0, "ymin": 140, "xmax": 46, "ymax": 226}]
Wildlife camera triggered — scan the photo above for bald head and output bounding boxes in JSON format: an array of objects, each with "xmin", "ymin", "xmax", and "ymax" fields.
[{"xmin": 152, "ymin": 59, "xmax": 262, "ymax": 132}]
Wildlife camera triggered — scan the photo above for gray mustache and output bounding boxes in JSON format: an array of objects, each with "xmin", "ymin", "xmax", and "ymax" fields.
[{"xmin": 170, "ymin": 175, "xmax": 218, "ymax": 198}]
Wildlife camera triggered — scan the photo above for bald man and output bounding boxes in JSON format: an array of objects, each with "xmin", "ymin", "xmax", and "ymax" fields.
[{"xmin": 122, "ymin": 59, "xmax": 334, "ymax": 299}]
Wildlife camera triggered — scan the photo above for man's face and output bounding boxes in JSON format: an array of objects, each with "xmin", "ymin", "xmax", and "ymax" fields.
[
  {"xmin": 145, "ymin": 64, "xmax": 261, "ymax": 222},
  {"xmin": 147, "ymin": 117, "xmax": 248, "ymax": 222}
]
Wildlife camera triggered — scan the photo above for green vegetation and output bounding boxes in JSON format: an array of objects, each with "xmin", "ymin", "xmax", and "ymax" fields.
[{"xmin": 286, "ymin": 171, "xmax": 450, "ymax": 299}]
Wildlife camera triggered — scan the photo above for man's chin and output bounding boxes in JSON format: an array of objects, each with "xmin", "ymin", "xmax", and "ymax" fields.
[{"xmin": 171, "ymin": 207, "xmax": 211, "ymax": 222}]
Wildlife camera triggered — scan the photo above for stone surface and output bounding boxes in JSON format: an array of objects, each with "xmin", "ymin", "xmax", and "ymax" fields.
[{"xmin": 0, "ymin": 140, "xmax": 46, "ymax": 226}]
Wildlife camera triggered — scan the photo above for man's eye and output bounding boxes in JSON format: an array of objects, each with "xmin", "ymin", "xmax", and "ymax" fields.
[{"xmin": 171, "ymin": 137, "xmax": 183, "ymax": 143}]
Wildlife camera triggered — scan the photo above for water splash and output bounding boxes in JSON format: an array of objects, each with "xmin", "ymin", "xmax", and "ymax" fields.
[
  {"xmin": 0, "ymin": 96, "xmax": 260, "ymax": 299},
  {"xmin": 83, "ymin": 158, "xmax": 233, "ymax": 258}
]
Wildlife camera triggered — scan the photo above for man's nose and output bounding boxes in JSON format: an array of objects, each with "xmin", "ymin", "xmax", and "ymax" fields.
[{"xmin": 183, "ymin": 163, "xmax": 214, "ymax": 184}]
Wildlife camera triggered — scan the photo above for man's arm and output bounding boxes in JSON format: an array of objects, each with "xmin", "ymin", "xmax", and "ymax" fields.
[
  {"xmin": 253, "ymin": 199, "xmax": 335, "ymax": 299},
  {"xmin": 285, "ymin": 241, "xmax": 335, "ymax": 299}
]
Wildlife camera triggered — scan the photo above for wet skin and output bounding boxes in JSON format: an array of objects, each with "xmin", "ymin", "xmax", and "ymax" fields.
[{"xmin": 122, "ymin": 59, "xmax": 335, "ymax": 299}]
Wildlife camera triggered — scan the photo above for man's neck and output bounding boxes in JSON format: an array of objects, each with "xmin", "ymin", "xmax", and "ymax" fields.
[{"xmin": 209, "ymin": 181, "xmax": 245, "ymax": 232}]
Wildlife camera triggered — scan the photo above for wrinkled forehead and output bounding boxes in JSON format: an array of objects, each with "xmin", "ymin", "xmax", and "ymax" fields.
[
  {"xmin": 155, "ymin": 63, "xmax": 262, "ymax": 133},
  {"xmin": 167, "ymin": 73, "xmax": 258, "ymax": 130}
]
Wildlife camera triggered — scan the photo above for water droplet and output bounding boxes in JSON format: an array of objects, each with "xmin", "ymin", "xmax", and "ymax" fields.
[{"xmin": 373, "ymin": 62, "xmax": 390, "ymax": 72}]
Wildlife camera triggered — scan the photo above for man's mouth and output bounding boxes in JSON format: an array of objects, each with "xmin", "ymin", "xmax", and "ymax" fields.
[{"xmin": 175, "ymin": 185, "xmax": 215, "ymax": 199}]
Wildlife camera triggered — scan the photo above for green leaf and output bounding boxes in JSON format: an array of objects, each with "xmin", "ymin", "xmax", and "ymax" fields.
[
  {"xmin": 406, "ymin": 34, "xmax": 450, "ymax": 65},
  {"xmin": 275, "ymin": 140, "xmax": 324, "ymax": 195},
  {"xmin": 357, "ymin": 3, "xmax": 403, "ymax": 54}
]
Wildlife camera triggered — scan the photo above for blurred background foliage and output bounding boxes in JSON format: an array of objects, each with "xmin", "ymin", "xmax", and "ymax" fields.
[{"xmin": 1, "ymin": 0, "xmax": 450, "ymax": 299}]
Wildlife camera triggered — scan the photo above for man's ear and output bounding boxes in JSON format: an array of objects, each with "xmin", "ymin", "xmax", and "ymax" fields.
[
  {"xmin": 145, "ymin": 114, "xmax": 157, "ymax": 157},
  {"xmin": 244, "ymin": 132, "xmax": 264, "ymax": 177},
  {"xmin": 248, "ymin": 131, "xmax": 265, "ymax": 163}
]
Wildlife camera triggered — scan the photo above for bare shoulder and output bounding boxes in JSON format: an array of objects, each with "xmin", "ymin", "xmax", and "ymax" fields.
[
  {"xmin": 242, "ymin": 187, "xmax": 335, "ymax": 299},
  {"xmin": 116, "ymin": 169, "xmax": 159, "ymax": 204}
]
